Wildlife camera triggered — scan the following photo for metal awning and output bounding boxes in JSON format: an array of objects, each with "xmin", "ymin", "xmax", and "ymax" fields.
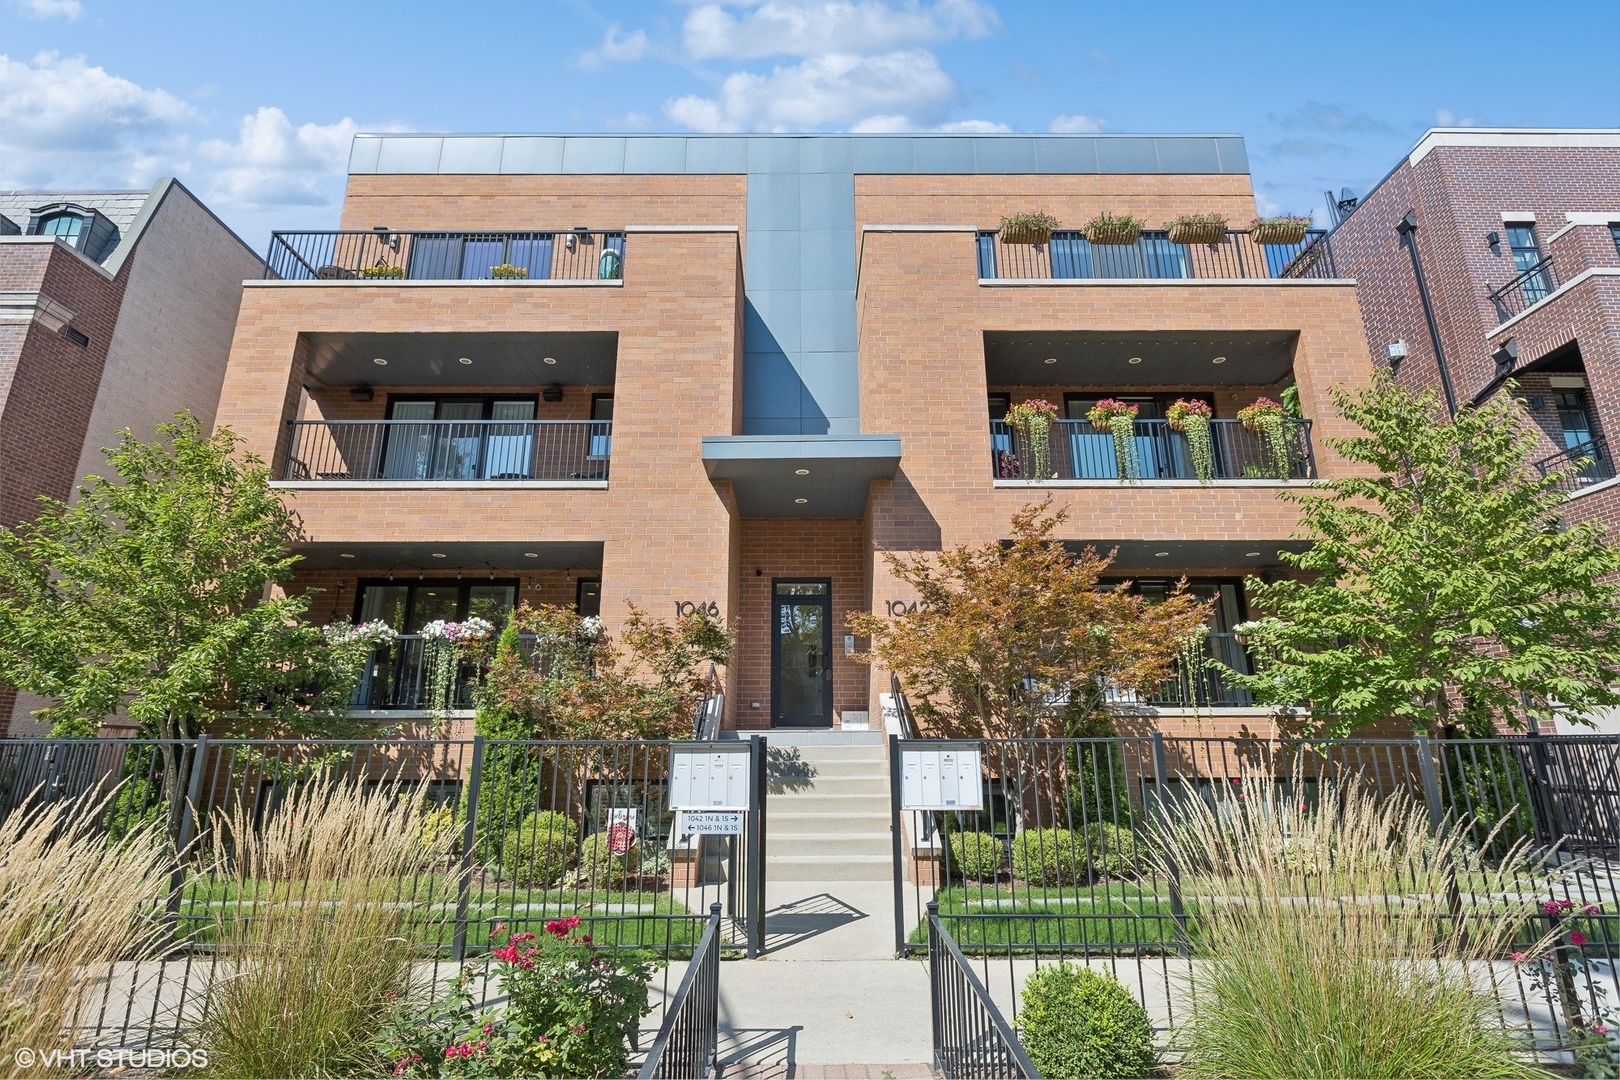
[{"xmin": 702, "ymin": 434, "xmax": 902, "ymax": 518}]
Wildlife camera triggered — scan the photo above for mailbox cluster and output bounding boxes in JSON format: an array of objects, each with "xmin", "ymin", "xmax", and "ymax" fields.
[
  {"xmin": 899, "ymin": 745, "xmax": 984, "ymax": 811},
  {"xmin": 668, "ymin": 747, "xmax": 752, "ymax": 810}
]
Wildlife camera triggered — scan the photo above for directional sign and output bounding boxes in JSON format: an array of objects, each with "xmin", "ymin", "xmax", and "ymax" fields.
[
  {"xmin": 681, "ymin": 810, "xmax": 745, "ymax": 835},
  {"xmin": 900, "ymin": 745, "xmax": 983, "ymax": 810}
]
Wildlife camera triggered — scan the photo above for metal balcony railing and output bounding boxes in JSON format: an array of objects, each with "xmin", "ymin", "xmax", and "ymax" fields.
[
  {"xmin": 991, "ymin": 418, "xmax": 1315, "ymax": 481},
  {"xmin": 264, "ymin": 229, "xmax": 626, "ymax": 282},
  {"xmin": 976, "ymin": 228, "xmax": 1335, "ymax": 281},
  {"xmin": 352, "ymin": 633, "xmax": 539, "ymax": 710},
  {"xmin": 1534, "ymin": 436, "xmax": 1616, "ymax": 495},
  {"xmin": 281, "ymin": 419, "xmax": 611, "ymax": 482},
  {"xmin": 1488, "ymin": 255, "xmax": 1558, "ymax": 322}
]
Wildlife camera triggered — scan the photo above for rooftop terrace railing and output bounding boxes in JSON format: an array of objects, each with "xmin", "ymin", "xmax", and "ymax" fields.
[
  {"xmin": 976, "ymin": 228, "xmax": 1335, "ymax": 281},
  {"xmin": 264, "ymin": 229, "xmax": 626, "ymax": 282},
  {"xmin": 281, "ymin": 419, "xmax": 611, "ymax": 483},
  {"xmin": 991, "ymin": 418, "xmax": 1315, "ymax": 481}
]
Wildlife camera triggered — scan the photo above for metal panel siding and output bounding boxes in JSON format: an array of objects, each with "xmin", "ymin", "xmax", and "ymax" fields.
[
  {"xmin": 797, "ymin": 353, "xmax": 861, "ymax": 415},
  {"xmin": 852, "ymin": 138, "xmax": 916, "ymax": 173},
  {"xmin": 375, "ymin": 137, "xmax": 444, "ymax": 174},
  {"xmin": 497, "ymin": 137, "xmax": 565, "ymax": 174},
  {"xmin": 623, "ymin": 137, "xmax": 689, "ymax": 174},
  {"xmin": 913, "ymin": 137, "xmax": 977, "ymax": 174},
  {"xmin": 1097, "ymin": 138, "xmax": 1162, "ymax": 173},
  {"xmin": 745, "ymin": 173, "xmax": 802, "ymax": 231},
  {"xmin": 1154, "ymin": 137, "xmax": 1224, "ymax": 173},
  {"xmin": 748, "ymin": 137, "xmax": 802, "ymax": 173},
  {"xmin": 798, "ymin": 173, "xmax": 856, "ymax": 227},
  {"xmin": 1215, "ymin": 137, "xmax": 1250, "ymax": 173},
  {"xmin": 745, "ymin": 232, "xmax": 801, "ymax": 290},
  {"xmin": 348, "ymin": 137, "xmax": 383, "ymax": 174},
  {"xmin": 799, "ymin": 230, "xmax": 855, "ymax": 291},
  {"xmin": 561, "ymin": 137, "xmax": 627, "ymax": 173},
  {"xmin": 973, "ymin": 138, "xmax": 1037, "ymax": 173},
  {"xmin": 799, "ymin": 291, "xmax": 858, "ymax": 352},
  {"xmin": 798, "ymin": 137, "xmax": 853, "ymax": 174},
  {"xmin": 436, "ymin": 137, "xmax": 504, "ymax": 174},
  {"xmin": 1033, "ymin": 138, "xmax": 1099, "ymax": 173},
  {"xmin": 684, "ymin": 137, "xmax": 749, "ymax": 173}
]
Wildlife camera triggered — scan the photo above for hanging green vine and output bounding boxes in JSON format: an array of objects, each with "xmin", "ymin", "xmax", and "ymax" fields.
[
  {"xmin": 1238, "ymin": 398, "xmax": 1293, "ymax": 480},
  {"xmin": 1006, "ymin": 398, "xmax": 1059, "ymax": 481},
  {"xmin": 420, "ymin": 617, "xmax": 496, "ymax": 722},
  {"xmin": 1087, "ymin": 399, "xmax": 1140, "ymax": 483},
  {"xmin": 1167, "ymin": 399, "xmax": 1215, "ymax": 483}
]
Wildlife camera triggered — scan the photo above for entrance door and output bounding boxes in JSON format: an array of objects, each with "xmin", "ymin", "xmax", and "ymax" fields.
[{"xmin": 772, "ymin": 581, "xmax": 833, "ymax": 728}]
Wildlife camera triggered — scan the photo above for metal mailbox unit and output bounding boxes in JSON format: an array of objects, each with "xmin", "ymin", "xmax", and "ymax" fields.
[
  {"xmin": 669, "ymin": 745, "xmax": 753, "ymax": 809},
  {"xmin": 900, "ymin": 743, "xmax": 984, "ymax": 811}
]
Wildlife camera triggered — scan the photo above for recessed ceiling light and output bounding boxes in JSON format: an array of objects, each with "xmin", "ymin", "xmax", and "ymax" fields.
[
  {"xmin": 794, "ymin": 498, "xmax": 808, "ymax": 504},
  {"xmin": 1154, "ymin": 551, "xmax": 1170, "ymax": 558},
  {"xmin": 339, "ymin": 553, "xmax": 355, "ymax": 559},
  {"xmin": 431, "ymin": 553, "xmax": 446, "ymax": 559},
  {"xmin": 542, "ymin": 356, "xmax": 558, "ymax": 365},
  {"xmin": 1128, "ymin": 356, "xmax": 1143, "ymax": 365},
  {"xmin": 372, "ymin": 357, "xmax": 388, "ymax": 366},
  {"xmin": 1044, "ymin": 357, "xmax": 1058, "ymax": 365},
  {"xmin": 794, "ymin": 468, "xmax": 810, "ymax": 475},
  {"xmin": 1245, "ymin": 551, "xmax": 1262, "ymax": 557},
  {"xmin": 523, "ymin": 552, "xmax": 539, "ymax": 558},
  {"xmin": 458, "ymin": 357, "xmax": 473, "ymax": 365},
  {"xmin": 1211, "ymin": 355, "xmax": 1227, "ymax": 364}
]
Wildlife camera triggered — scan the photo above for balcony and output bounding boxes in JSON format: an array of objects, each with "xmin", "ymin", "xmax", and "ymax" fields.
[
  {"xmin": 976, "ymin": 228, "xmax": 1335, "ymax": 282},
  {"xmin": 1488, "ymin": 257, "xmax": 1557, "ymax": 322},
  {"xmin": 353, "ymin": 633, "xmax": 539, "ymax": 711},
  {"xmin": 1534, "ymin": 436, "xmax": 1616, "ymax": 495},
  {"xmin": 264, "ymin": 229, "xmax": 626, "ymax": 282},
  {"xmin": 990, "ymin": 418, "xmax": 1315, "ymax": 481},
  {"xmin": 282, "ymin": 419, "xmax": 611, "ymax": 483}
]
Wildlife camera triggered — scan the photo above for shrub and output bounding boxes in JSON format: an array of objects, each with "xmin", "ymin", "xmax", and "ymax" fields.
[
  {"xmin": 1152, "ymin": 777, "xmax": 1558, "ymax": 1079},
  {"xmin": 379, "ymin": 919, "xmax": 661, "ymax": 1078},
  {"xmin": 197, "ymin": 778, "xmax": 453, "ymax": 1079},
  {"xmin": 1084, "ymin": 822, "xmax": 1140, "ymax": 880},
  {"xmin": 1011, "ymin": 828, "xmax": 1083, "ymax": 885},
  {"xmin": 1018, "ymin": 962, "xmax": 1157, "ymax": 1079},
  {"xmin": 502, "ymin": 810, "xmax": 578, "ymax": 888},
  {"xmin": 948, "ymin": 831, "xmax": 1004, "ymax": 880},
  {"xmin": 579, "ymin": 830, "xmax": 641, "ymax": 889}
]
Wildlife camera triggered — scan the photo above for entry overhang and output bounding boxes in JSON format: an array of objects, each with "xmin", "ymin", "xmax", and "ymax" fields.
[{"xmin": 702, "ymin": 434, "xmax": 902, "ymax": 518}]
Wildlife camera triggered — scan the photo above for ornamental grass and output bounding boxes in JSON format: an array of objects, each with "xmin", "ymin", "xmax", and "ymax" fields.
[
  {"xmin": 0, "ymin": 787, "xmax": 172, "ymax": 1078},
  {"xmin": 195, "ymin": 777, "xmax": 453, "ymax": 1078},
  {"xmin": 1152, "ymin": 776, "xmax": 1557, "ymax": 1079}
]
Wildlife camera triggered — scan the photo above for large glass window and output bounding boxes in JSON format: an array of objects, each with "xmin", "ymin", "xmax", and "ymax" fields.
[
  {"xmin": 380, "ymin": 396, "xmax": 538, "ymax": 480},
  {"xmin": 1506, "ymin": 224, "xmax": 1551, "ymax": 303},
  {"xmin": 356, "ymin": 581, "xmax": 517, "ymax": 631},
  {"xmin": 38, "ymin": 212, "xmax": 84, "ymax": 243},
  {"xmin": 1555, "ymin": 390, "xmax": 1596, "ymax": 451}
]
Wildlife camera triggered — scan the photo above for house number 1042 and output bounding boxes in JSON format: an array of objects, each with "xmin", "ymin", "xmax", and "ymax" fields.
[{"xmin": 675, "ymin": 600, "xmax": 721, "ymax": 617}]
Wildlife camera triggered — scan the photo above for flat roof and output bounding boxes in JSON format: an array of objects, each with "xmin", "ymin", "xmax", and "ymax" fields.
[{"xmin": 349, "ymin": 133, "xmax": 1249, "ymax": 176}]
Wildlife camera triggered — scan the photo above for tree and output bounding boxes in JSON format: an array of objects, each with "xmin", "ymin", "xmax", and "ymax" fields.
[
  {"xmin": 0, "ymin": 416, "xmax": 370, "ymax": 818},
  {"xmin": 848, "ymin": 500, "xmax": 1211, "ymax": 739},
  {"xmin": 1224, "ymin": 375, "xmax": 1620, "ymax": 736}
]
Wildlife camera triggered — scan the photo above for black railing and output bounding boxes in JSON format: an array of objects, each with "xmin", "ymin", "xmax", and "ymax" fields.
[
  {"xmin": 1534, "ymin": 436, "xmax": 1615, "ymax": 494},
  {"xmin": 991, "ymin": 418, "xmax": 1315, "ymax": 481},
  {"xmin": 637, "ymin": 902, "xmax": 723, "ymax": 1079},
  {"xmin": 977, "ymin": 228, "xmax": 1334, "ymax": 282},
  {"xmin": 265, "ymin": 230, "xmax": 625, "ymax": 282},
  {"xmin": 929, "ymin": 901, "xmax": 1040, "ymax": 1079},
  {"xmin": 282, "ymin": 420, "xmax": 611, "ymax": 482},
  {"xmin": 352, "ymin": 633, "xmax": 537, "ymax": 711},
  {"xmin": 891, "ymin": 671, "xmax": 920, "ymax": 739},
  {"xmin": 1489, "ymin": 255, "xmax": 1558, "ymax": 322},
  {"xmin": 1140, "ymin": 631, "xmax": 1253, "ymax": 708}
]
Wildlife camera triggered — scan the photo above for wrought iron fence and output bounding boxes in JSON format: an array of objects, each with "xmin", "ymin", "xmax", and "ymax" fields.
[
  {"xmin": 991, "ymin": 418, "xmax": 1315, "ymax": 481},
  {"xmin": 264, "ymin": 230, "xmax": 626, "ymax": 282},
  {"xmin": 281, "ymin": 419, "xmax": 611, "ymax": 483},
  {"xmin": 637, "ymin": 902, "xmax": 723, "ymax": 1079},
  {"xmin": 0, "ymin": 734, "xmax": 766, "ymax": 1049},
  {"xmin": 1534, "ymin": 436, "xmax": 1615, "ymax": 494},
  {"xmin": 977, "ymin": 229, "xmax": 1335, "ymax": 282},
  {"xmin": 929, "ymin": 901, "xmax": 1039, "ymax": 1079},
  {"xmin": 890, "ymin": 730, "xmax": 1620, "ymax": 1053},
  {"xmin": 1489, "ymin": 255, "xmax": 1558, "ymax": 322}
]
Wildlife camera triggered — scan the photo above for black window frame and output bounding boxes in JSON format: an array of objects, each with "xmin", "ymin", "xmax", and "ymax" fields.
[{"xmin": 351, "ymin": 578, "xmax": 521, "ymax": 630}]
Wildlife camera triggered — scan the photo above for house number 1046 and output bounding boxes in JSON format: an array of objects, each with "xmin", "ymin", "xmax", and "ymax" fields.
[{"xmin": 675, "ymin": 600, "xmax": 721, "ymax": 617}]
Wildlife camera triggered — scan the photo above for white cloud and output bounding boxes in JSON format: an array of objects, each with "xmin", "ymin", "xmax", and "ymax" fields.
[
  {"xmin": 10, "ymin": 0, "xmax": 82, "ymax": 19},
  {"xmin": 1434, "ymin": 107, "xmax": 1483, "ymax": 127},
  {"xmin": 0, "ymin": 51, "xmax": 196, "ymax": 187},
  {"xmin": 1049, "ymin": 114, "xmax": 1105, "ymax": 133},
  {"xmin": 667, "ymin": 48, "xmax": 962, "ymax": 131},
  {"xmin": 198, "ymin": 106, "xmax": 360, "ymax": 208},
  {"xmin": 682, "ymin": 0, "xmax": 997, "ymax": 60},
  {"xmin": 849, "ymin": 114, "xmax": 1007, "ymax": 133},
  {"xmin": 576, "ymin": 24, "xmax": 652, "ymax": 72}
]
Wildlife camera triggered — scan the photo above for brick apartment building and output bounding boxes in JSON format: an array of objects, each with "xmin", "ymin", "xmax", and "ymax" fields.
[
  {"xmin": 1321, "ymin": 129, "xmax": 1620, "ymax": 535},
  {"xmin": 0, "ymin": 180, "xmax": 263, "ymax": 735},
  {"xmin": 204, "ymin": 132, "xmax": 1375, "ymax": 738}
]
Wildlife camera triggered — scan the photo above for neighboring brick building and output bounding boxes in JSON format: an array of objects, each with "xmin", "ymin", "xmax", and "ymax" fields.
[
  {"xmin": 1320, "ymin": 129, "xmax": 1620, "ymax": 540},
  {"xmin": 0, "ymin": 180, "xmax": 265, "ymax": 734},
  {"xmin": 209, "ymin": 132, "xmax": 1376, "ymax": 740}
]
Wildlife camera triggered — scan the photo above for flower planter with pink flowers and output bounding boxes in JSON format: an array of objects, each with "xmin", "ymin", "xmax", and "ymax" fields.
[{"xmin": 1085, "ymin": 399, "xmax": 1141, "ymax": 481}]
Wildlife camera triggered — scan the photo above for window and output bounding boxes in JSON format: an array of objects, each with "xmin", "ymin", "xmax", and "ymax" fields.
[
  {"xmin": 38, "ymin": 212, "xmax": 84, "ymax": 244},
  {"xmin": 1611, "ymin": 224, "xmax": 1620, "ymax": 258},
  {"xmin": 1555, "ymin": 390, "xmax": 1596, "ymax": 452},
  {"xmin": 589, "ymin": 394, "xmax": 613, "ymax": 462},
  {"xmin": 576, "ymin": 579, "xmax": 601, "ymax": 618},
  {"xmin": 1506, "ymin": 224, "xmax": 1551, "ymax": 303},
  {"xmin": 380, "ymin": 395, "xmax": 538, "ymax": 479},
  {"xmin": 975, "ymin": 233, "xmax": 998, "ymax": 278},
  {"xmin": 355, "ymin": 580, "xmax": 517, "ymax": 632}
]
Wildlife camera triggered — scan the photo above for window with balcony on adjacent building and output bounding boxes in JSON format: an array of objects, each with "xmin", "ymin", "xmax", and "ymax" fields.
[{"xmin": 1506, "ymin": 224, "xmax": 1551, "ymax": 303}]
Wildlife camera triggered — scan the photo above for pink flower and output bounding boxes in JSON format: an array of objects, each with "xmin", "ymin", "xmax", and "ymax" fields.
[
  {"xmin": 393, "ymin": 1062, "xmax": 406, "ymax": 1077},
  {"xmin": 1570, "ymin": 930, "xmax": 1589, "ymax": 946},
  {"xmin": 1511, "ymin": 951, "xmax": 1528, "ymax": 963},
  {"xmin": 444, "ymin": 1047, "xmax": 456, "ymax": 1059},
  {"xmin": 545, "ymin": 917, "xmax": 582, "ymax": 938},
  {"xmin": 1583, "ymin": 904, "xmax": 1602, "ymax": 916},
  {"xmin": 571, "ymin": 1024, "xmax": 587, "ymax": 1034},
  {"xmin": 1595, "ymin": 1024, "xmax": 1611, "ymax": 1036},
  {"xmin": 492, "ymin": 922, "xmax": 508, "ymax": 936}
]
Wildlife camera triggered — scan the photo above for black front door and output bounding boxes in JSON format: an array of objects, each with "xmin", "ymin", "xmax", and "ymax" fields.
[{"xmin": 772, "ymin": 581, "xmax": 833, "ymax": 728}]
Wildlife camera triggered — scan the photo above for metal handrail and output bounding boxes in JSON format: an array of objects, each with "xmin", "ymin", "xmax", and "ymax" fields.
[
  {"xmin": 692, "ymin": 665, "xmax": 724, "ymax": 740},
  {"xmin": 991, "ymin": 417, "xmax": 1315, "ymax": 481},
  {"xmin": 281, "ymin": 419, "xmax": 611, "ymax": 483},
  {"xmin": 928, "ymin": 901, "xmax": 1040, "ymax": 1078},
  {"xmin": 890, "ymin": 671, "xmax": 920, "ymax": 740},
  {"xmin": 1533, "ymin": 436, "xmax": 1616, "ymax": 494},
  {"xmin": 976, "ymin": 227, "xmax": 1334, "ymax": 281},
  {"xmin": 637, "ymin": 902, "xmax": 723, "ymax": 1079},
  {"xmin": 1488, "ymin": 255, "xmax": 1557, "ymax": 321},
  {"xmin": 264, "ymin": 229, "xmax": 626, "ymax": 282}
]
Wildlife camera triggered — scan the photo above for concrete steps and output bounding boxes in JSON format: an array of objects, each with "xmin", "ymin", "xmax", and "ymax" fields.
[{"xmin": 764, "ymin": 739, "xmax": 895, "ymax": 883}]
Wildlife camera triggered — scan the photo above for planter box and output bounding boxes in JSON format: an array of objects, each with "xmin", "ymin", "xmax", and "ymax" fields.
[
  {"xmin": 999, "ymin": 223, "xmax": 1053, "ymax": 246},
  {"xmin": 1250, "ymin": 221, "xmax": 1310, "ymax": 246},
  {"xmin": 1085, "ymin": 223, "xmax": 1142, "ymax": 246},
  {"xmin": 1166, "ymin": 221, "xmax": 1226, "ymax": 245}
]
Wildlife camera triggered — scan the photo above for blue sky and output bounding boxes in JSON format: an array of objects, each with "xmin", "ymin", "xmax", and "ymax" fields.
[{"xmin": 2, "ymin": 0, "xmax": 1616, "ymax": 252}]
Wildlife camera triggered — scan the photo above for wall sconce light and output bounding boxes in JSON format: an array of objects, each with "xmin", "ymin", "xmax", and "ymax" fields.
[
  {"xmin": 1386, "ymin": 341, "xmax": 1408, "ymax": 372},
  {"xmin": 1491, "ymin": 337, "xmax": 1520, "ymax": 371},
  {"xmin": 1529, "ymin": 395, "xmax": 1547, "ymax": 410},
  {"xmin": 542, "ymin": 384, "xmax": 564, "ymax": 402},
  {"xmin": 372, "ymin": 225, "xmax": 399, "ymax": 250},
  {"xmin": 1486, "ymin": 230, "xmax": 1501, "ymax": 252},
  {"xmin": 350, "ymin": 384, "xmax": 374, "ymax": 402}
]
